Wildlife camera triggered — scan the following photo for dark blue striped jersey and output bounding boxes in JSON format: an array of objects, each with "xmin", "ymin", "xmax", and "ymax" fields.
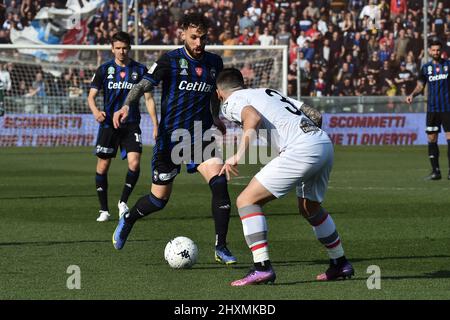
[
  {"xmin": 90, "ymin": 59, "xmax": 148, "ymax": 126},
  {"xmin": 419, "ymin": 59, "xmax": 450, "ymax": 112},
  {"xmin": 143, "ymin": 47, "xmax": 223, "ymax": 150}
]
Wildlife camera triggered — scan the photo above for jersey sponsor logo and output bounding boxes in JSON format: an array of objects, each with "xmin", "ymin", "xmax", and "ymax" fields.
[
  {"xmin": 180, "ymin": 69, "xmax": 188, "ymax": 76},
  {"xmin": 131, "ymin": 71, "xmax": 138, "ymax": 80},
  {"xmin": 179, "ymin": 58, "xmax": 188, "ymax": 69},
  {"xmin": 195, "ymin": 67, "xmax": 203, "ymax": 76},
  {"xmin": 107, "ymin": 81, "xmax": 134, "ymax": 89},
  {"xmin": 148, "ymin": 63, "xmax": 157, "ymax": 74},
  {"xmin": 178, "ymin": 80, "xmax": 213, "ymax": 92},
  {"xmin": 428, "ymin": 66, "xmax": 433, "ymax": 75},
  {"xmin": 428, "ymin": 74, "xmax": 448, "ymax": 82}
]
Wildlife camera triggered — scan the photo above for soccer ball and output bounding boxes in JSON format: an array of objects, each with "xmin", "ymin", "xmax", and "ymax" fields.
[{"xmin": 164, "ymin": 236, "xmax": 198, "ymax": 269}]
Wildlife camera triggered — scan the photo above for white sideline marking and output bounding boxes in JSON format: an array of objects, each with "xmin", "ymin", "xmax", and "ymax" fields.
[{"xmin": 328, "ymin": 186, "xmax": 450, "ymax": 191}]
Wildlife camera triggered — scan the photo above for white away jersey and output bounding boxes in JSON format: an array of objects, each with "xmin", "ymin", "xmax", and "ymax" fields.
[{"xmin": 221, "ymin": 88, "xmax": 330, "ymax": 151}]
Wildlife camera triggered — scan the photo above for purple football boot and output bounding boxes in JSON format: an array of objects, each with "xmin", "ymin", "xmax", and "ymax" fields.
[
  {"xmin": 316, "ymin": 259, "xmax": 354, "ymax": 281},
  {"xmin": 231, "ymin": 268, "xmax": 276, "ymax": 286}
]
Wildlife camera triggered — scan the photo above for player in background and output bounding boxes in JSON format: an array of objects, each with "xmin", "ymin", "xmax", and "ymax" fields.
[
  {"xmin": 111, "ymin": 13, "xmax": 237, "ymax": 265},
  {"xmin": 217, "ymin": 68, "xmax": 354, "ymax": 286},
  {"xmin": 88, "ymin": 31, "xmax": 158, "ymax": 222},
  {"xmin": 406, "ymin": 38, "xmax": 450, "ymax": 180}
]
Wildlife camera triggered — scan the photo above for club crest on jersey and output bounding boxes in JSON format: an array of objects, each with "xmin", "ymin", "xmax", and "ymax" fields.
[
  {"xmin": 436, "ymin": 66, "xmax": 440, "ymax": 73},
  {"xmin": 210, "ymin": 68, "xmax": 216, "ymax": 79},
  {"xmin": 120, "ymin": 71, "xmax": 126, "ymax": 79},
  {"xmin": 195, "ymin": 67, "xmax": 203, "ymax": 76},
  {"xmin": 107, "ymin": 66, "xmax": 115, "ymax": 79},
  {"xmin": 179, "ymin": 59, "xmax": 188, "ymax": 69},
  {"xmin": 131, "ymin": 71, "xmax": 138, "ymax": 81},
  {"xmin": 180, "ymin": 69, "xmax": 188, "ymax": 76},
  {"xmin": 428, "ymin": 66, "xmax": 433, "ymax": 75}
]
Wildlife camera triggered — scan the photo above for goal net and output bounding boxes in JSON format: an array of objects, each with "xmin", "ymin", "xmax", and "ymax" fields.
[{"xmin": 0, "ymin": 44, "xmax": 287, "ymax": 147}]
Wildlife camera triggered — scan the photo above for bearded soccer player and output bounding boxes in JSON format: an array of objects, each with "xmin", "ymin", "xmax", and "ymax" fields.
[
  {"xmin": 217, "ymin": 68, "xmax": 353, "ymax": 285},
  {"xmin": 406, "ymin": 38, "xmax": 450, "ymax": 180},
  {"xmin": 88, "ymin": 32, "xmax": 158, "ymax": 222},
  {"xmin": 111, "ymin": 13, "xmax": 236, "ymax": 264}
]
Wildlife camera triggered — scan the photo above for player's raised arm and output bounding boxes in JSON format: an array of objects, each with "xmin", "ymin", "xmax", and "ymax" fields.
[{"xmin": 144, "ymin": 91, "xmax": 159, "ymax": 140}]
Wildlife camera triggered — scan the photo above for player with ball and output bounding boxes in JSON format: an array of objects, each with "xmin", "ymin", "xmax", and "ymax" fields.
[{"xmin": 216, "ymin": 68, "xmax": 354, "ymax": 286}]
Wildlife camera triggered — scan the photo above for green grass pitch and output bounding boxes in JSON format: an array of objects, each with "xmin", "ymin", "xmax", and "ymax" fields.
[{"xmin": 0, "ymin": 146, "xmax": 449, "ymax": 300}]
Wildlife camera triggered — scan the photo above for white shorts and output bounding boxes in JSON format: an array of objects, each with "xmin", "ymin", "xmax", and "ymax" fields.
[{"xmin": 255, "ymin": 142, "xmax": 333, "ymax": 202}]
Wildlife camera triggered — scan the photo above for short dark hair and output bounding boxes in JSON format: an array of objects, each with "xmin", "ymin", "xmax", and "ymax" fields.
[
  {"xmin": 181, "ymin": 12, "xmax": 209, "ymax": 32},
  {"xmin": 429, "ymin": 37, "xmax": 442, "ymax": 48},
  {"xmin": 216, "ymin": 68, "xmax": 245, "ymax": 91},
  {"xmin": 111, "ymin": 31, "xmax": 131, "ymax": 46}
]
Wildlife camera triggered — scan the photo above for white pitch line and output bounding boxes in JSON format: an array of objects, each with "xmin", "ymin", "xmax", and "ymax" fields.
[{"xmin": 328, "ymin": 186, "xmax": 450, "ymax": 191}]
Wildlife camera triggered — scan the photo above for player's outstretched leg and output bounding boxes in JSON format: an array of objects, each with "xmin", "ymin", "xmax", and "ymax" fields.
[
  {"xmin": 95, "ymin": 172, "xmax": 110, "ymax": 222},
  {"xmin": 113, "ymin": 193, "xmax": 167, "ymax": 250},
  {"xmin": 231, "ymin": 204, "xmax": 276, "ymax": 286},
  {"xmin": 118, "ymin": 168, "xmax": 140, "ymax": 218},
  {"xmin": 302, "ymin": 205, "xmax": 354, "ymax": 281},
  {"xmin": 209, "ymin": 175, "xmax": 237, "ymax": 265}
]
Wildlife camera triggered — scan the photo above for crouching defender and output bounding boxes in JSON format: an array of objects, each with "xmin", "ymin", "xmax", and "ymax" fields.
[
  {"xmin": 216, "ymin": 68, "xmax": 354, "ymax": 285},
  {"xmin": 111, "ymin": 13, "xmax": 236, "ymax": 264}
]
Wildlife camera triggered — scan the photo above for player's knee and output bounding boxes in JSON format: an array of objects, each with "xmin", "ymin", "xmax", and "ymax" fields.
[
  {"xmin": 298, "ymin": 198, "xmax": 321, "ymax": 218},
  {"xmin": 128, "ymin": 161, "xmax": 140, "ymax": 172},
  {"xmin": 96, "ymin": 159, "xmax": 110, "ymax": 174},
  {"xmin": 236, "ymin": 193, "xmax": 252, "ymax": 209}
]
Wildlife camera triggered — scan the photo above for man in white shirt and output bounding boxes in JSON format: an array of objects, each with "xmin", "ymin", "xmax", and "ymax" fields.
[
  {"xmin": 0, "ymin": 63, "xmax": 12, "ymax": 92},
  {"xmin": 247, "ymin": 0, "xmax": 262, "ymax": 23},
  {"xmin": 258, "ymin": 27, "xmax": 274, "ymax": 46},
  {"xmin": 359, "ymin": 0, "xmax": 381, "ymax": 28},
  {"xmin": 217, "ymin": 68, "xmax": 354, "ymax": 286}
]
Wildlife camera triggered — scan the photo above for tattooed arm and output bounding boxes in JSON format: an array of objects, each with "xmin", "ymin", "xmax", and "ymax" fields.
[
  {"xmin": 300, "ymin": 103, "xmax": 323, "ymax": 128},
  {"xmin": 124, "ymin": 78, "xmax": 154, "ymax": 108},
  {"xmin": 113, "ymin": 79, "xmax": 154, "ymax": 129}
]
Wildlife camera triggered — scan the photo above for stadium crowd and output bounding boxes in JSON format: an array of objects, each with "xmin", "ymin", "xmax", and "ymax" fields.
[{"xmin": 0, "ymin": 0, "xmax": 449, "ymax": 102}]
